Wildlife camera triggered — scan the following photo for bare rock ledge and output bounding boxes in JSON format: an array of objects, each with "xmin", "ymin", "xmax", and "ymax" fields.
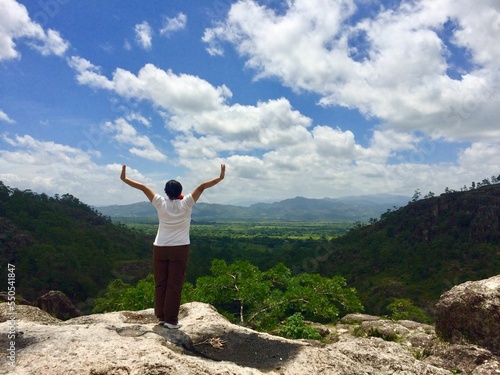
[{"xmin": 1, "ymin": 298, "xmax": 499, "ymax": 374}]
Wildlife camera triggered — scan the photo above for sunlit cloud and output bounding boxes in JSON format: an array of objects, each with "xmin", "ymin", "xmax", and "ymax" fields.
[
  {"xmin": 0, "ymin": 0, "xmax": 69, "ymax": 60},
  {"xmin": 135, "ymin": 21, "xmax": 153, "ymax": 50},
  {"xmin": 0, "ymin": 109, "xmax": 15, "ymax": 124},
  {"xmin": 160, "ymin": 12, "xmax": 187, "ymax": 36}
]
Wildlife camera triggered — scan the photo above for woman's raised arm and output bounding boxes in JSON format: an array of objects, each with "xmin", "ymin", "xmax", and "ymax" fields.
[
  {"xmin": 120, "ymin": 165, "xmax": 156, "ymax": 202},
  {"xmin": 191, "ymin": 164, "xmax": 226, "ymax": 202}
]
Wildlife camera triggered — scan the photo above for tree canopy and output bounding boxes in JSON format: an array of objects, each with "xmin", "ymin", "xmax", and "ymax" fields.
[{"xmin": 94, "ymin": 259, "xmax": 363, "ymax": 336}]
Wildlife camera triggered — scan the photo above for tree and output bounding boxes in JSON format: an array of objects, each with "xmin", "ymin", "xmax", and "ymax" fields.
[
  {"xmin": 189, "ymin": 259, "xmax": 272, "ymax": 324},
  {"xmin": 424, "ymin": 191, "xmax": 435, "ymax": 199},
  {"xmin": 186, "ymin": 259, "xmax": 363, "ymax": 331},
  {"xmin": 411, "ymin": 189, "xmax": 421, "ymax": 202},
  {"xmin": 380, "ymin": 208, "xmax": 392, "ymax": 221},
  {"xmin": 481, "ymin": 178, "xmax": 491, "ymax": 186},
  {"xmin": 386, "ymin": 298, "xmax": 430, "ymax": 323},
  {"xmin": 93, "ymin": 275, "xmax": 155, "ymax": 313}
]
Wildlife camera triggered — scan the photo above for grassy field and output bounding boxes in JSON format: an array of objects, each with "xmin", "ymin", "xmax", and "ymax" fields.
[{"xmin": 122, "ymin": 220, "xmax": 355, "ymax": 240}]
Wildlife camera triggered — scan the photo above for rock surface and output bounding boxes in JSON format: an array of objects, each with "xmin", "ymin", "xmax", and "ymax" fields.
[
  {"xmin": 35, "ymin": 290, "xmax": 81, "ymax": 320},
  {"xmin": 1, "ymin": 300, "xmax": 499, "ymax": 375},
  {"xmin": 435, "ymin": 274, "xmax": 500, "ymax": 355}
]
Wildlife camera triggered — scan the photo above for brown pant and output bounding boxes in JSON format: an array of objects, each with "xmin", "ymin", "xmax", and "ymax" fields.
[{"xmin": 153, "ymin": 245, "xmax": 189, "ymax": 325}]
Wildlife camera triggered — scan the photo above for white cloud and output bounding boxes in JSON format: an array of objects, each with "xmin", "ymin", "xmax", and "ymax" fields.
[
  {"xmin": 0, "ymin": 0, "xmax": 69, "ymax": 60},
  {"xmin": 123, "ymin": 39, "xmax": 132, "ymax": 51},
  {"xmin": 312, "ymin": 126, "xmax": 361, "ymax": 159},
  {"xmin": 203, "ymin": 0, "xmax": 500, "ymax": 142},
  {"xmin": 458, "ymin": 142, "xmax": 500, "ymax": 173},
  {"xmin": 68, "ymin": 59, "xmax": 232, "ymax": 113},
  {"xmin": 103, "ymin": 118, "xmax": 166, "ymax": 162},
  {"xmin": 160, "ymin": 13, "xmax": 187, "ymax": 36},
  {"xmin": 363, "ymin": 130, "xmax": 420, "ymax": 163},
  {"xmin": 202, "ymin": 27, "xmax": 225, "ymax": 56},
  {"xmin": 67, "ymin": 56, "xmax": 114, "ymax": 89},
  {"xmin": 170, "ymin": 98, "xmax": 311, "ymax": 147},
  {"xmin": 115, "ymin": 65, "xmax": 232, "ymax": 113},
  {"xmin": 63, "ymin": 52, "xmax": 499, "ymax": 204},
  {"xmin": 126, "ymin": 112, "xmax": 151, "ymax": 127},
  {"xmin": 0, "ymin": 109, "xmax": 15, "ymax": 123},
  {"xmin": 28, "ymin": 28, "xmax": 69, "ymax": 56},
  {"xmin": 0, "ymin": 134, "xmax": 163, "ymax": 205},
  {"xmin": 135, "ymin": 21, "xmax": 153, "ymax": 50},
  {"xmin": 67, "ymin": 57, "xmax": 311, "ymax": 148}
]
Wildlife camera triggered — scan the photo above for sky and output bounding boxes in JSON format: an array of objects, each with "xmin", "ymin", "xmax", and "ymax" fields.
[{"xmin": 0, "ymin": 0, "xmax": 499, "ymax": 207}]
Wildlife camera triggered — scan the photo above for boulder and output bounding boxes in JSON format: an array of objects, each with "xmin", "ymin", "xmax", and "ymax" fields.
[
  {"xmin": 340, "ymin": 313, "xmax": 381, "ymax": 324},
  {"xmin": 35, "ymin": 290, "xmax": 81, "ymax": 320},
  {"xmin": 435, "ymin": 275, "xmax": 500, "ymax": 355}
]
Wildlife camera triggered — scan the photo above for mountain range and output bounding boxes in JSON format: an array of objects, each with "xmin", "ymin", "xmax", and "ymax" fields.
[{"xmin": 96, "ymin": 194, "xmax": 411, "ymax": 222}]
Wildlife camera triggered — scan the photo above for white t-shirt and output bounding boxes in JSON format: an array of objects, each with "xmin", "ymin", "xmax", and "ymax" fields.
[{"xmin": 151, "ymin": 193, "xmax": 195, "ymax": 246}]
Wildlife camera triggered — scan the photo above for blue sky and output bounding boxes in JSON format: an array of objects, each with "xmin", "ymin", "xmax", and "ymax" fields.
[{"xmin": 1, "ymin": 0, "xmax": 499, "ymax": 206}]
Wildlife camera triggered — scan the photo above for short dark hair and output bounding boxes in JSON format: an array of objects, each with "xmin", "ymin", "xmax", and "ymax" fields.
[{"xmin": 164, "ymin": 180, "xmax": 183, "ymax": 199}]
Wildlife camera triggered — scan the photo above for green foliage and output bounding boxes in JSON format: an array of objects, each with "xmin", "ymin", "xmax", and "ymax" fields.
[
  {"xmin": 93, "ymin": 279, "xmax": 129, "ymax": 313},
  {"xmin": 366, "ymin": 327, "xmax": 400, "ymax": 342},
  {"xmin": 93, "ymin": 274, "xmax": 155, "ymax": 313},
  {"xmin": 423, "ymin": 191, "xmax": 435, "ymax": 199},
  {"xmin": 98, "ymin": 259, "xmax": 362, "ymax": 336},
  {"xmin": 411, "ymin": 189, "xmax": 421, "ymax": 202},
  {"xmin": 386, "ymin": 298, "xmax": 430, "ymax": 323},
  {"xmin": 184, "ymin": 259, "xmax": 363, "ymax": 332},
  {"xmin": 351, "ymin": 325, "xmax": 366, "ymax": 337},
  {"xmin": 188, "ymin": 259, "xmax": 274, "ymax": 324},
  {"xmin": 275, "ymin": 312, "xmax": 322, "ymax": 340},
  {"xmin": 0, "ymin": 182, "xmax": 152, "ymax": 305},
  {"xmin": 317, "ymin": 183, "xmax": 500, "ymax": 318},
  {"xmin": 128, "ymin": 221, "xmax": 349, "ymax": 244},
  {"xmin": 190, "ymin": 221, "xmax": 349, "ymax": 240}
]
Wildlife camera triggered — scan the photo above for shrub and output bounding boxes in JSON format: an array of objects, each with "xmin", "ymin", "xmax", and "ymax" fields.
[{"xmin": 276, "ymin": 313, "xmax": 322, "ymax": 340}]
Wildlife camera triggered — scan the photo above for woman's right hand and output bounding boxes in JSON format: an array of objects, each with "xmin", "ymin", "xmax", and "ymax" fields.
[{"xmin": 120, "ymin": 165, "xmax": 127, "ymax": 181}]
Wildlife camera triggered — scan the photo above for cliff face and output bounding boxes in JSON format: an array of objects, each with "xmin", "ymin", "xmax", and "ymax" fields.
[
  {"xmin": 394, "ymin": 184, "xmax": 500, "ymax": 243},
  {"xmin": 2, "ymin": 275, "xmax": 500, "ymax": 375}
]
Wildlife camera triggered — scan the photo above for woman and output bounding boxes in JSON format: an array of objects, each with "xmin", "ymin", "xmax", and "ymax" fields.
[{"xmin": 120, "ymin": 164, "xmax": 226, "ymax": 328}]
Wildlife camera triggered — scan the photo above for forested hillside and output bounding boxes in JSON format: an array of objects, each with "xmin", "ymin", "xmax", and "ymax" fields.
[
  {"xmin": 318, "ymin": 183, "xmax": 500, "ymax": 315},
  {"xmin": 182, "ymin": 183, "xmax": 500, "ymax": 318},
  {"xmin": 0, "ymin": 182, "xmax": 152, "ymax": 306}
]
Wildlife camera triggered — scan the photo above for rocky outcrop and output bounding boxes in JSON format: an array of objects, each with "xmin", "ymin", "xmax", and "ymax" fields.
[
  {"xmin": 0, "ymin": 292, "xmax": 31, "ymax": 306},
  {"xmin": 1, "ymin": 300, "xmax": 499, "ymax": 375},
  {"xmin": 35, "ymin": 290, "xmax": 81, "ymax": 320},
  {"xmin": 435, "ymin": 275, "xmax": 500, "ymax": 355}
]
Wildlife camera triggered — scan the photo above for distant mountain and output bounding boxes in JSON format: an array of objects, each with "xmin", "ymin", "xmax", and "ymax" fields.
[{"xmin": 96, "ymin": 194, "xmax": 410, "ymax": 222}]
